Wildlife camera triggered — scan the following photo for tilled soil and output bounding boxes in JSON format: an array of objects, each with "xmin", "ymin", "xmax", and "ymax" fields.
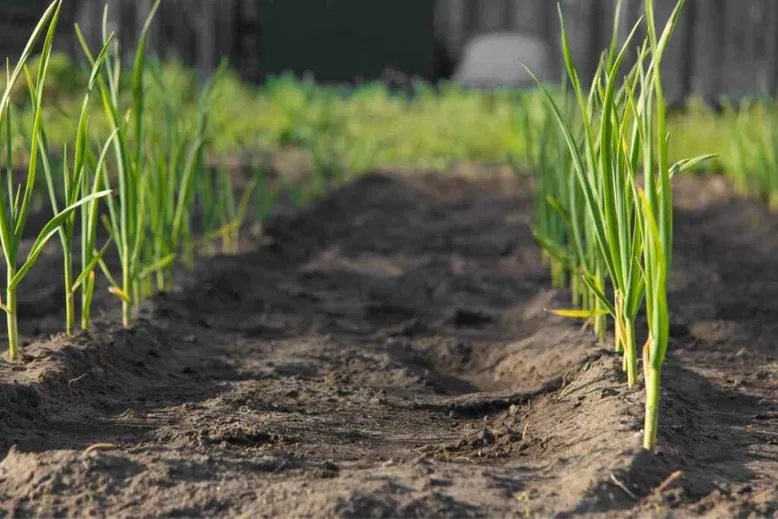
[{"xmin": 0, "ymin": 171, "xmax": 777, "ymax": 518}]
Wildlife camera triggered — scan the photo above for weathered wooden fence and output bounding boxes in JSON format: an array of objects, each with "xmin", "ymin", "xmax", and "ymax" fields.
[
  {"xmin": 0, "ymin": 0, "xmax": 775, "ymax": 104},
  {"xmin": 438, "ymin": 0, "xmax": 776, "ymax": 104},
  {"xmin": 72, "ymin": 0, "xmax": 261, "ymax": 81}
]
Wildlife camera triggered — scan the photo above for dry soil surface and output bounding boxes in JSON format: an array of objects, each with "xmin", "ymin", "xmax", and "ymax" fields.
[{"xmin": 0, "ymin": 172, "xmax": 777, "ymax": 518}]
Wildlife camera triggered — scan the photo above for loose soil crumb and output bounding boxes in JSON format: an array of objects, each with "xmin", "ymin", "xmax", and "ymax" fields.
[{"xmin": 0, "ymin": 171, "xmax": 777, "ymax": 517}]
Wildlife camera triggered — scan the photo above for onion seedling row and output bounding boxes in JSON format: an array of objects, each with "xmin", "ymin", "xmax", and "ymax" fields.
[
  {"xmin": 0, "ymin": 0, "xmax": 279, "ymax": 361},
  {"xmin": 527, "ymin": 0, "xmax": 716, "ymax": 451}
]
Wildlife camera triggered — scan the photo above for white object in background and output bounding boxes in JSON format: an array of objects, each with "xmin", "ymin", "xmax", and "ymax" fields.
[{"xmin": 454, "ymin": 32, "xmax": 553, "ymax": 88}]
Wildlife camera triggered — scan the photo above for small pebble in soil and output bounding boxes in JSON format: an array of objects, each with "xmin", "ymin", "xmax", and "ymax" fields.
[
  {"xmin": 316, "ymin": 461, "xmax": 339, "ymax": 479},
  {"xmin": 477, "ymin": 428, "xmax": 495, "ymax": 446}
]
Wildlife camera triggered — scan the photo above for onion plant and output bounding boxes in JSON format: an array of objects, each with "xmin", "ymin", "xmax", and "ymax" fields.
[
  {"xmin": 80, "ymin": 133, "xmax": 118, "ymax": 330},
  {"xmin": 0, "ymin": 0, "xmax": 112, "ymax": 360},
  {"xmin": 218, "ymin": 175, "xmax": 256, "ymax": 255},
  {"xmin": 249, "ymin": 164, "xmax": 280, "ymax": 238},
  {"xmin": 636, "ymin": 0, "xmax": 716, "ymax": 451},
  {"xmin": 196, "ymin": 165, "xmax": 256, "ymax": 256}
]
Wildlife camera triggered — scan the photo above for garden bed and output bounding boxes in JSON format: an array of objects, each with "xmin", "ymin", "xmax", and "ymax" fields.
[{"xmin": 0, "ymin": 171, "xmax": 776, "ymax": 517}]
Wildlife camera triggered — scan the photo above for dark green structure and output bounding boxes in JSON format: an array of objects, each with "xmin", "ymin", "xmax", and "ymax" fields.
[
  {"xmin": 0, "ymin": 0, "xmax": 76, "ymax": 60},
  {"xmin": 0, "ymin": 0, "xmax": 443, "ymax": 86},
  {"xmin": 257, "ymin": 0, "xmax": 437, "ymax": 83},
  {"xmin": 0, "ymin": 0, "xmax": 49, "ymax": 56}
]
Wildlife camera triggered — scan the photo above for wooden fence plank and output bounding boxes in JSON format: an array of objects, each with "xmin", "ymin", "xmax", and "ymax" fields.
[{"xmin": 766, "ymin": 0, "xmax": 778, "ymax": 95}]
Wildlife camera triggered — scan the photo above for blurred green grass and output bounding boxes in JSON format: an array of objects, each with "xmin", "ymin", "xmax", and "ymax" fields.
[{"xmin": 0, "ymin": 52, "xmax": 737, "ymax": 176}]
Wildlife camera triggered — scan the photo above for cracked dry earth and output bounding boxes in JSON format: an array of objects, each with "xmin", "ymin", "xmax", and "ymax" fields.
[{"xmin": 0, "ymin": 171, "xmax": 777, "ymax": 518}]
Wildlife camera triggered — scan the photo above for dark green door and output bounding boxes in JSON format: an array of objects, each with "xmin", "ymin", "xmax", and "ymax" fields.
[{"xmin": 257, "ymin": 0, "xmax": 436, "ymax": 83}]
